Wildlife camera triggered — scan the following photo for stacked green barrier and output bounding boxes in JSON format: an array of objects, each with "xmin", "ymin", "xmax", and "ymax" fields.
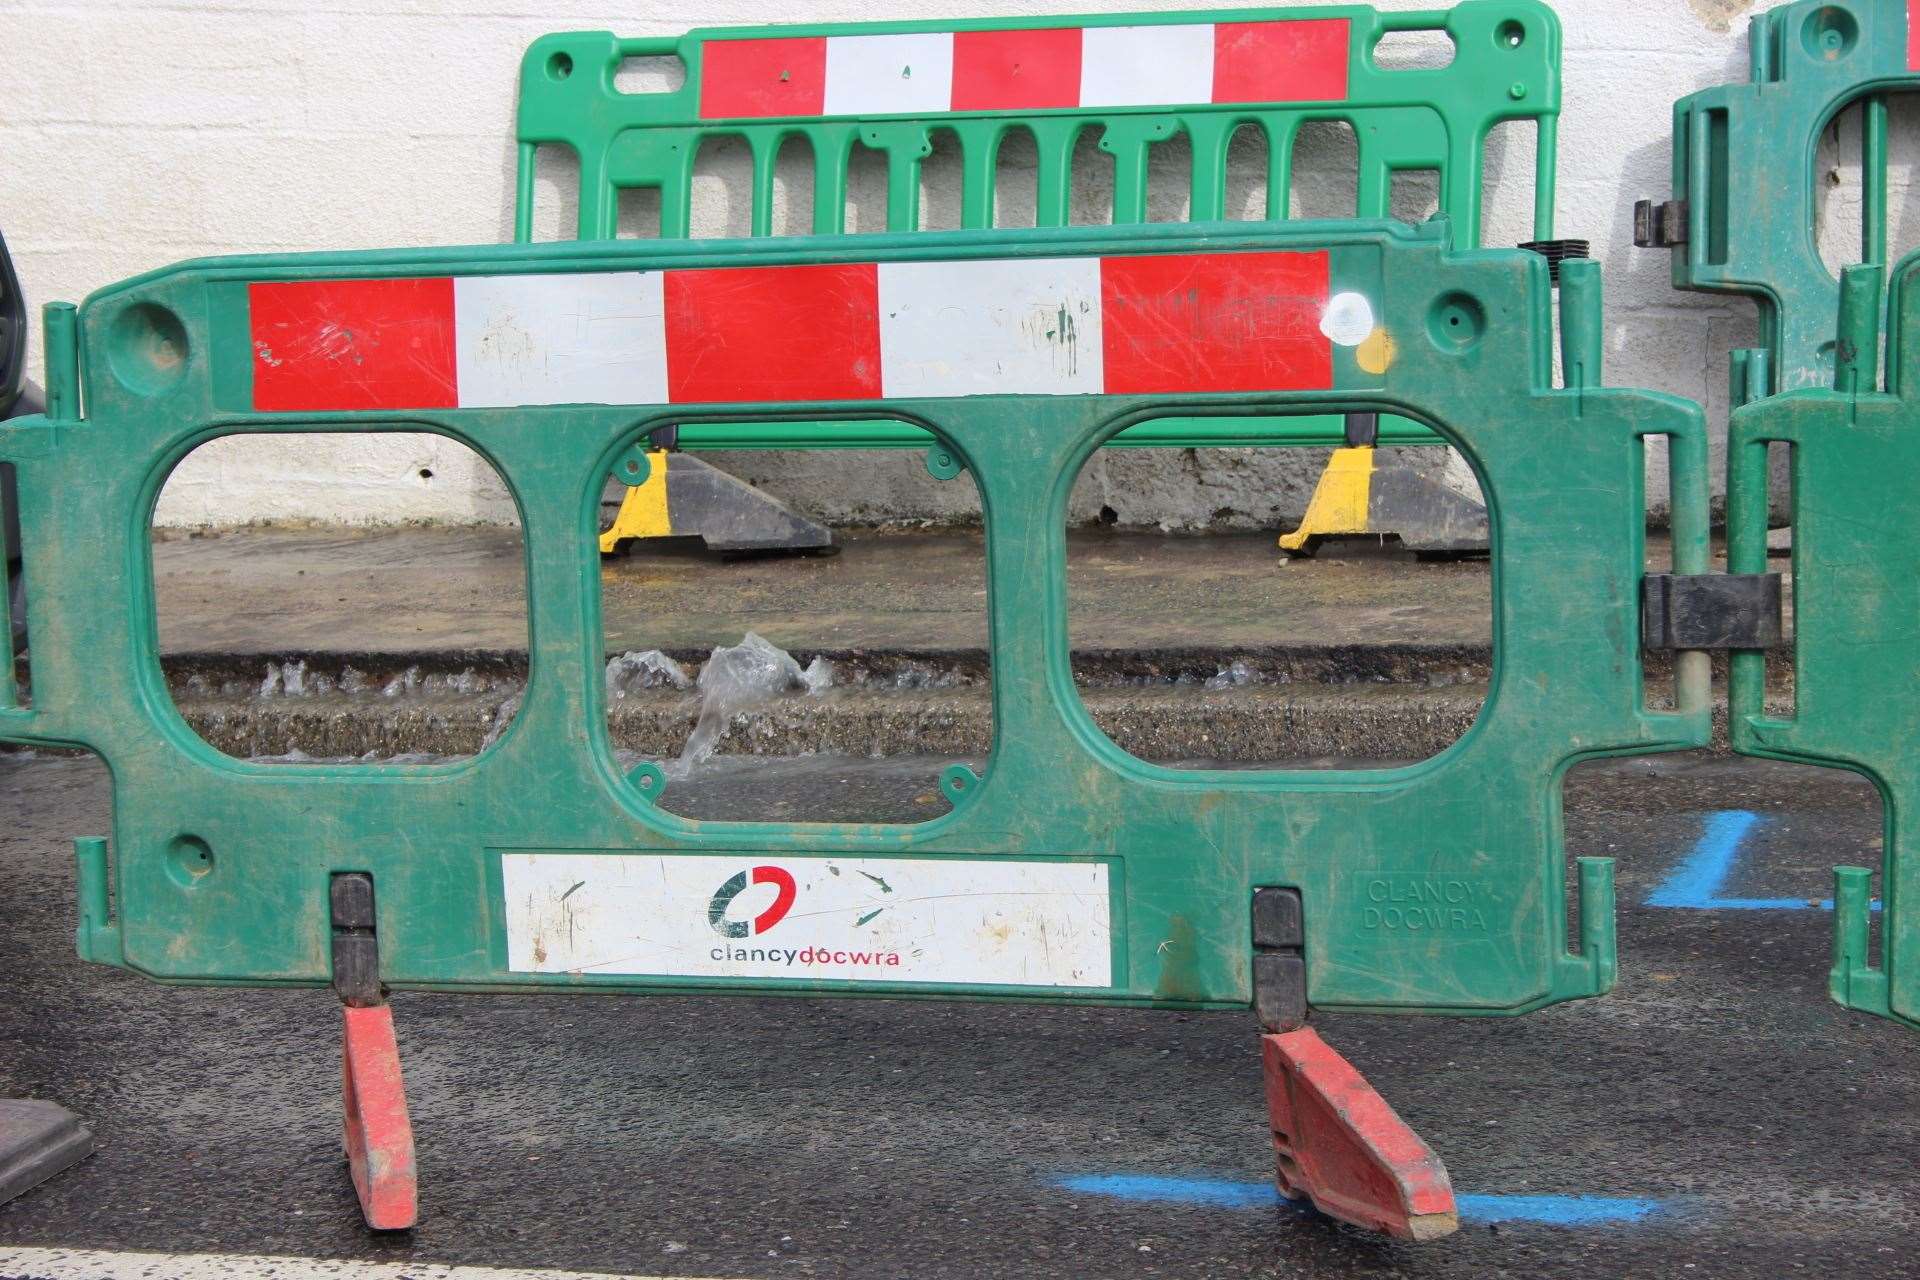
[
  {"xmin": 516, "ymin": 1, "xmax": 1571, "ymax": 452},
  {"xmin": 1727, "ymin": 262, "xmax": 1920, "ymax": 1028},
  {"xmin": 1648, "ymin": 0, "xmax": 1920, "ymax": 398},
  {"xmin": 1653, "ymin": 0, "xmax": 1920, "ymax": 1029}
]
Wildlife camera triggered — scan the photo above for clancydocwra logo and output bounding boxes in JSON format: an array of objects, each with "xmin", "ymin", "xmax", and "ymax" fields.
[
  {"xmin": 707, "ymin": 865, "xmax": 797, "ymax": 939},
  {"xmin": 705, "ymin": 863, "xmax": 905, "ymax": 969}
]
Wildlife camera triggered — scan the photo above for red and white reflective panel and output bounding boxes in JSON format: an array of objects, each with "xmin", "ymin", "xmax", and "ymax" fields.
[
  {"xmin": 247, "ymin": 250, "xmax": 1336, "ymax": 411},
  {"xmin": 1910, "ymin": 0, "xmax": 1919, "ymax": 71},
  {"xmin": 697, "ymin": 19, "xmax": 1350, "ymax": 118}
]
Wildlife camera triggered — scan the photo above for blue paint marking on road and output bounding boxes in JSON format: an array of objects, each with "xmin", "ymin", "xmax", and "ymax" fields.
[
  {"xmin": 1057, "ymin": 1174, "xmax": 1276, "ymax": 1211},
  {"xmin": 1645, "ymin": 810, "xmax": 1881, "ymax": 911},
  {"xmin": 1644, "ymin": 811, "xmax": 1788, "ymax": 908},
  {"xmin": 1455, "ymin": 1194, "xmax": 1664, "ymax": 1226},
  {"xmin": 1050, "ymin": 1174, "xmax": 1667, "ymax": 1225}
]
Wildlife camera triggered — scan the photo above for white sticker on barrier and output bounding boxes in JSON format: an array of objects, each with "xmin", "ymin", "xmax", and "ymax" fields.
[{"xmin": 500, "ymin": 853, "xmax": 1114, "ymax": 988}]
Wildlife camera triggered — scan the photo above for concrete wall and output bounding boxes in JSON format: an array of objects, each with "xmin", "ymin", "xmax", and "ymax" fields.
[{"xmin": 3, "ymin": 0, "xmax": 1910, "ymax": 528}]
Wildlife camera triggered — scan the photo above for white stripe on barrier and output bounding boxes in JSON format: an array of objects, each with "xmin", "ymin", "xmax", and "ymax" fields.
[
  {"xmin": 877, "ymin": 257, "xmax": 1105, "ymax": 397},
  {"xmin": 453, "ymin": 272, "xmax": 668, "ymax": 409},
  {"xmin": 824, "ymin": 32, "xmax": 956, "ymax": 116},
  {"xmin": 1078, "ymin": 24, "xmax": 1216, "ymax": 108}
]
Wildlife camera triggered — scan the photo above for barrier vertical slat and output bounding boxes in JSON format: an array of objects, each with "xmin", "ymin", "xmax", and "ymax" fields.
[
  {"xmin": 1532, "ymin": 115, "xmax": 1558, "ymax": 241},
  {"xmin": 750, "ymin": 130, "xmax": 779, "ymax": 238},
  {"xmin": 815, "ymin": 125, "xmax": 855, "ymax": 234},
  {"xmin": 1863, "ymin": 95, "xmax": 1889, "ymax": 268},
  {"xmin": 1033, "ymin": 119, "xmax": 1076, "ymax": 228},
  {"xmin": 959, "ymin": 124, "xmax": 995, "ymax": 230},
  {"xmin": 513, "ymin": 142, "xmax": 537, "ymax": 243},
  {"xmin": 1269, "ymin": 114, "xmax": 1296, "ymax": 220}
]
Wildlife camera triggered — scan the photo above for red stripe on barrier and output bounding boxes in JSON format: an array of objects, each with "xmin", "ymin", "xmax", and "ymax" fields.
[
  {"xmin": 1213, "ymin": 19, "xmax": 1349, "ymax": 104},
  {"xmin": 1099, "ymin": 251, "xmax": 1332, "ymax": 395},
  {"xmin": 951, "ymin": 27, "xmax": 1084, "ymax": 111},
  {"xmin": 664, "ymin": 263, "xmax": 882, "ymax": 403},
  {"xmin": 249, "ymin": 278, "xmax": 457, "ymax": 412},
  {"xmin": 700, "ymin": 37, "xmax": 828, "ymax": 118},
  {"xmin": 1910, "ymin": 0, "xmax": 1920, "ymax": 71}
]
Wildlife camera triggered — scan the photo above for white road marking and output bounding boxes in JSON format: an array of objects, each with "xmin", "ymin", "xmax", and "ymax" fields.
[{"xmin": 0, "ymin": 1245, "xmax": 746, "ymax": 1280}]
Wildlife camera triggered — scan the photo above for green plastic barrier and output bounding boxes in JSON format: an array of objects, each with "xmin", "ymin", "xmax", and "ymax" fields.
[
  {"xmin": 1654, "ymin": 0, "xmax": 1920, "ymax": 1032},
  {"xmin": 0, "ymin": 218, "xmax": 1708, "ymax": 1015},
  {"xmin": 516, "ymin": 2, "xmax": 1560, "ymax": 243},
  {"xmin": 1647, "ymin": 0, "xmax": 1920, "ymax": 397},
  {"xmin": 515, "ymin": 0, "xmax": 1570, "ymax": 451},
  {"xmin": 1728, "ymin": 257, "xmax": 1920, "ymax": 1029}
]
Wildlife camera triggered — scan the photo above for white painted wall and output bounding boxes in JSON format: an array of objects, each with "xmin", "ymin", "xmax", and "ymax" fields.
[{"xmin": 1, "ymin": 0, "xmax": 1908, "ymax": 527}]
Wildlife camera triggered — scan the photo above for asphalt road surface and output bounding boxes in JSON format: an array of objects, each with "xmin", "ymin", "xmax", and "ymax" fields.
[{"xmin": 0, "ymin": 751, "xmax": 1913, "ymax": 1278}]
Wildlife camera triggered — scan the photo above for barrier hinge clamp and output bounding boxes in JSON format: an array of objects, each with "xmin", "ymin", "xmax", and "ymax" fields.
[
  {"xmin": 330, "ymin": 872, "xmax": 384, "ymax": 1008},
  {"xmin": 1633, "ymin": 200, "xmax": 1689, "ymax": 249},
  {"xmin": 1642, "ymin": 573, "xmax": 1784, "ymax": 650},
  {"xmin": 1252, "ymin": 887, "xmax": 1307, "ymax": 1033}
]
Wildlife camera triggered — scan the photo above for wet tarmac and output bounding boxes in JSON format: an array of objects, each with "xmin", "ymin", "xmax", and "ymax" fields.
[{"xmin": 0, "ymin": 751, "xmax": 1912, "ymax": 1278}]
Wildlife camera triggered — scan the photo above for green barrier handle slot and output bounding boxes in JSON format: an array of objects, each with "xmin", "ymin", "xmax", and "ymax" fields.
[
  {"xmin": 1375, "ymin": 8, "xmax": 1454, "ymax": 30},
  {"xmin": 1682, "ymin": 103, "xmax": 1732, "ymax": 270},
  {"xmin": 615, "ymin": 36, "xmax": 683, "ymax": 57}
]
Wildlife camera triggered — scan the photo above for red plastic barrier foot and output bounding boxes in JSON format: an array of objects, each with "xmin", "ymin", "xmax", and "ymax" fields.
[
  {"xmin": 1263, "ymin": 1028, "xmax": 1457, "ymax": 1241},
  {"xmin": 342, "ymin": 1003, "xmax": 417, "ymax": 1230}
]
